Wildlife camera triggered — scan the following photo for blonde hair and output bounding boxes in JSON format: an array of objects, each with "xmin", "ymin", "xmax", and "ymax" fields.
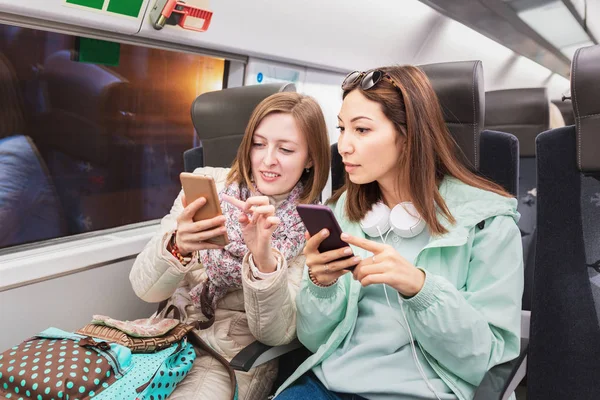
[{"xmin": 227, "ymin": 92, "xmax": 330, "ymax": 203}]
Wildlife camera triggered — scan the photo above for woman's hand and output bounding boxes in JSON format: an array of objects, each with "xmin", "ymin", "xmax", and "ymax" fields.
[
  {"xmin": 175, "ymin": 194, "xmax": 227, "ymax": 256},
  {"xmin": 304, "ymin": 229, "xmax": 360, "ymax": 286},
  {"xmin": 340, "ymin": 233, "xmax": 425, "ymax": 297},
  {"xmin": 223, "ymin": 194, "xmax": 280, "ymax": 273}
]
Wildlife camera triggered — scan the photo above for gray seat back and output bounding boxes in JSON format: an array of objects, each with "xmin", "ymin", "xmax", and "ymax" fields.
[
  {"xmin": 485, "ymin": 88, "xmax": 550, "ymax": 228},
  {"xmin": 188, "ymin": 83, "xmax": 296, "ymax": 169},
  {"xmin": 485, "ymin": 88, "xmax": 549, "ymax": 158},
  {"xmin": 484, "ymin": 87, "xmax": 550, "ymax": 230},
  {"xmin": 420, "ymin": 60, "xmax": 484, "ymax": 170}
]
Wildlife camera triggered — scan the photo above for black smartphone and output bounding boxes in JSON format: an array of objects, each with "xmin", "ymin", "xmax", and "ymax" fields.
[{"xmin": 296, "ymin": 204, "xmax": 355, "ymax": 271}]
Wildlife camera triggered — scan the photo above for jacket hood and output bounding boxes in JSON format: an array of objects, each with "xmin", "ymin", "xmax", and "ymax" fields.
[{"xmin": 438, "ymin": 176, "xmax": 520, "ymax": 230}]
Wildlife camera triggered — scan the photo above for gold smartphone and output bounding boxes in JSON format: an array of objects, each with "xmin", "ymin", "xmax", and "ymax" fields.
[{"xmin": 179, "ymin": 172, "xmax": 229, "ymax": 246}]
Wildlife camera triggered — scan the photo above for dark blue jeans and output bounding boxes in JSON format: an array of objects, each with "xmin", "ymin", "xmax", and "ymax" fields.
[{"xmin": 275, "ymin": 371, "xmax": 368, "ymax": 400}]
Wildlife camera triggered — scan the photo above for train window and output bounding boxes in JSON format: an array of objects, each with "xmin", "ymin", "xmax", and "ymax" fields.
[{"xmin": 0, "ymin": 23, "xmax": 225, "ymax": 250}]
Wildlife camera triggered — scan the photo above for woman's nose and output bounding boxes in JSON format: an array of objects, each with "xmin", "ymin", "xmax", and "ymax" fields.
[
  {"xmin": 262, "ymin": 147, "xmax": 278, "ymax": 166},
  {"xmin": 337, "ymin": 134, "xmax": 354, "ymax": 156}
]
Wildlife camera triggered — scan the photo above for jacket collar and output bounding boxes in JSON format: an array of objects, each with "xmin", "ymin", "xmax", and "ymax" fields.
[{"xmin": 334, "ymin": 176, "xmax": 519, "ymax": 259}]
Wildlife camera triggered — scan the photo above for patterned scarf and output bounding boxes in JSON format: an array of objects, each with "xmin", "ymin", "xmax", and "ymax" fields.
[{"xmin": 188, "ymin": 181, "xmax": 306, "ymax": 325}]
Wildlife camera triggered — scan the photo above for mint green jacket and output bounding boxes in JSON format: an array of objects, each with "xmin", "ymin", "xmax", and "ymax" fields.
[{"xmin": 276, "ymin": 177, "xmax": 524, "ymax": 400}]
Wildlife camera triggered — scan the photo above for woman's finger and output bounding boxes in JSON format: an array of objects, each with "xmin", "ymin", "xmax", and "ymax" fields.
[
  {"xmin": 340, "ymin": 233, "xmax": 387, "ymax": 254},
  {"xmin": 238, "ymin": 213, "xmax": 250, "ymax": 228},
  {"xmin": 303, "ymin": 229, "xmax": 328, "ymax": 255},
  {"xmin": 317, "ymin": 246, "xmax": 355, "ymax": 265},
  {"xmin": 245, "ymin": 196, "xmax": 270, "ymax": 206},
  {"xmin": 249, "ymin": 206, "xmax": 275, "ymax": 224},
  {"xmin": 264, "ymin": 216, "xmax": 281, "ymax": 230},
  {"xmin": 250, "ymin": 205, "xmax": 276, "ymax": 217},
  {"xmin": 356, "ymin": 272, "xmax": 388, "ymax": 287},
  {"xmin": 184, "ymin": 242, "xmax": 224, "ymax": 252},
  {"xmin": 178, "ymin": 197, "xmax": 207, "ymax": 222},
  {"xmin": 353, "ymin": 262, "xmax": 387, "ymax": 281},
  {"xmin": 326, "ymin": 255, "xmax": 362, "ymax": 272},
  {"xmin": 183, "ymin": 225, "xmax": 228, "ymax": 243},
  {"xmin": 222, "ymin": 194, "xmax": 248, "ymax": 211},
  {"xmin": 191, "ymin": 215, "xmax": 227, "ymax": 232}
]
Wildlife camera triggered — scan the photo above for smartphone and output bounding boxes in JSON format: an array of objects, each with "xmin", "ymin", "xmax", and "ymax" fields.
[
  {"xmin": 179, "ymin": 172, "xmax": 229, "ymax": 246},
  {"xmin": 296, "ymin": 204, "xmax": 355, "ymax": 270}
]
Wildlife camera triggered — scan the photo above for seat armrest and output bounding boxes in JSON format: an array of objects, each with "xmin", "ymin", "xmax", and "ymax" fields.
[
  {"xmin": 230, "ymin": 338, "xmax": 303, "ymax": 372},
  {"xmin": 473, "ymin": 338, "xmax": 529, "ymax": 400}
]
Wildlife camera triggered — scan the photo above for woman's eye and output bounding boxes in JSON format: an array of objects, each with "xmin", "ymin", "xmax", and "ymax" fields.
[
  {"xmin": 336, "ymin": 125, "xmax": 345, "ymax": 133},
  {"xmin": 356, "ymin": 127, "xmax": 370, "ymax": 134},
  {"xmin": 252, "ymin": 142, "xmax": 265, "ymax": 147},
  {"xmin": 281, "ymin": 148, "xmax": 294, "ymax": 154}
]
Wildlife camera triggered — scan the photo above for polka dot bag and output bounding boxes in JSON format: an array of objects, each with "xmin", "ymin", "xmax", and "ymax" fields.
[
  {"xmin": 0, "ymin": 328, "xmax": 131, "ymax": 400},
  {"xmin": 0, "ymin": 327, "xmax": 197, "ymax": 400},
  {"xmin": 94, "ymin": 336, "xmax": 196, "ymax": 400}
]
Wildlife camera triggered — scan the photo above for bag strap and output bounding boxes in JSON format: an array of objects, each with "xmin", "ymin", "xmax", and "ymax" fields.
[
  {"xmin": 156, "ymin": 301, "xmax": 236, "ymax": 399},
  {"xmin": 156, "ymin": 299, "xmax": 173, "ymax": 318},
  {"xmin": 156, "ymin": 300, "xmax": 214, "ymax": 330},
  {"xmin": 186, "ymin": 330, "xmax": 237, "ymax": 400}
]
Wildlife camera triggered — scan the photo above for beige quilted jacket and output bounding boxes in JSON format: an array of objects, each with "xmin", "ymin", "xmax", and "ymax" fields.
[{"xmin": 129, "ymin": 167, "xmax": 305, "ymax": 399}]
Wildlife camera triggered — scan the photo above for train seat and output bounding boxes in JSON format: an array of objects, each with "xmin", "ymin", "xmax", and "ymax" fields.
[
  {"xmin": 528, "ymin": 43, "xmax": 600, "ymax": 399},
  {"xmin": 485, "ymin": 87, "xmax": 550, "ymax": 311}
]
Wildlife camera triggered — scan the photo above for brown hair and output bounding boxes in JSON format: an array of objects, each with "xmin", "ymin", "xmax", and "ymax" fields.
[
  {"xmin": 227, "ymin": 92, "xmax": 330, "ymax": 203},
  {"xmin": 329, "ymin": 65, "xmax": 510, "ymax": 235},
  {"xmin": 0, "ymin": 53, "xmax": 24, "ymax": 139}
]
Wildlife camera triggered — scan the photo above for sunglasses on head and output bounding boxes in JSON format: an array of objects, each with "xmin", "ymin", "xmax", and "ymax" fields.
[{"xmin": 341, "ymin": 69, "xmax": 401, "ymax": 92}]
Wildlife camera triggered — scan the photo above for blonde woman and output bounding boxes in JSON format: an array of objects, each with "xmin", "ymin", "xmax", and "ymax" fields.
[{"xmin": 130, "ymin": 92, "xmax": 330, "ymax": 399}]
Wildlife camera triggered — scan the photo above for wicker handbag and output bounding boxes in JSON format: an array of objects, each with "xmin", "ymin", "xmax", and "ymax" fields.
[{"xmin": 76, "ymin": 307, "xmax": 195, "ymax": 353}]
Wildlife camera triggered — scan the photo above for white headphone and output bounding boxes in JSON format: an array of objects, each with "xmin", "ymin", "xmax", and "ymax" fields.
[{"xmin": 360, "ymin": 202, "xmax": 426, "ymax": 238}]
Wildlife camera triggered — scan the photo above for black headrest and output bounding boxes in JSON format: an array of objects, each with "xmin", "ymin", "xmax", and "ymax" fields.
[
  {"xmin": 571, "ymin": 44, "xmax": 600, "ymax": 173},
  {"xmin": 419, "ymin": 60, "xmax": 484, "ymax": 169},
  {"xmin": 485, "ymin": 88, "xmax": 549, "ymax": 157},
  {"xmin": 191, "ymin": 83, "xmax": 296, "ymax": 167}
]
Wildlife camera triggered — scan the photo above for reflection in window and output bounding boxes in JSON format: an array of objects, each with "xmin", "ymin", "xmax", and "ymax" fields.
[{"xmin": 0, "ymin": 23, "xmax": 225, "ymax": 249}]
